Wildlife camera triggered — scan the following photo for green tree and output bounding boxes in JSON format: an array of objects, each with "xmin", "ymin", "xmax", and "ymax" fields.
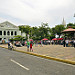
[
  {"xmin": 18, "ymin": 25, "xmax": 31, "ymax": 39},
  {"xmin": 38, "ymin": 22, "xmax": 50, "ymax": 39},
  {"xmin": 67, "ymin": 23, "xmax": 75, "ymax": 29},
  {"xmin": 14, "ymin": 35, "xmax": 23, "ymax": 41},
  {"xmin": 50, "ymin": 34, "xmax": 55, "ymax": 40},
  {"xmin": 19, "ymin": 25, "xmax": 31, "ymax": 34},
  {"xmin": 49, "ymin": 27, "xmax": 56, "ymax": 40},
  {"xmin": 51, "ymin": 27, "xmax": 56, "ymax": 35},
  {"xmin": 31, "ymin": 27, "xmax": 39, "ymax": 37},
  {"xmin": 55, "ymin": 25, "xmax": 65, "ymax": 38}
]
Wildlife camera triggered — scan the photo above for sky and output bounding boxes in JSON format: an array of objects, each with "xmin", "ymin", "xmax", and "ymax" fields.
[{"xmin": 0, "ymin": 0, "xmax": 75, "ymax": 28}]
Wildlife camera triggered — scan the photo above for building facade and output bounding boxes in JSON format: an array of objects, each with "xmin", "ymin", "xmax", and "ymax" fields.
[{"xmin": 0, "ymin": 21, "xmax": 21, "ymax": 42}]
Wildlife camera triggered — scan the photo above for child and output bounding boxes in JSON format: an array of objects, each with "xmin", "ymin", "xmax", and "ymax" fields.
[{"xmin": 30, "ymin": 42, "xmax": 33, "ymax": 52}]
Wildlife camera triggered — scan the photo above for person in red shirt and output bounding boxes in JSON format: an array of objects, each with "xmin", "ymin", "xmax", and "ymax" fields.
[{"xmin": 30, "ymin": 42, "xmax": 33, "ymax": 52}]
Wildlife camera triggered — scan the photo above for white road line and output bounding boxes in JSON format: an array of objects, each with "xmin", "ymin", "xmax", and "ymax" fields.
[{"xmin": 10, "ymin": 59, "xmax": 29, "ymax": 70}]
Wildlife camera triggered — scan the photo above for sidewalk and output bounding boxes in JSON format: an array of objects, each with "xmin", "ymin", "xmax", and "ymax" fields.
[{"xmin": 0, "ymin": 44, "xmax": 75, "ymax": 64}]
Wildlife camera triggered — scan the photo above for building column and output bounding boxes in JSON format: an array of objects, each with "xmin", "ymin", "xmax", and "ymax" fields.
[
  {"xmin": 13, "ymin": 31, "xmax": 15, "ymax": 36},
  {"xmin": 6, "ymin": 30, "xmax": 7, "ymax": 36},
  {"xmin": 10, "ymin": 31, "xmax": 11, "ymax": 36}
]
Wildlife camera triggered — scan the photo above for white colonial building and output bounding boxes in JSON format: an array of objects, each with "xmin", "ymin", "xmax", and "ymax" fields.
[{"xmin": 0, "ymin": 21, "xmax": 21, "ymax": 42}]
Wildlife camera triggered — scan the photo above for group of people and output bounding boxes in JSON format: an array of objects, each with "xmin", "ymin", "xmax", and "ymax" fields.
[
  {"xmin": 7, "ymin": 39, "xmax": 75, "ymax": 52},
  {"xmin": 27, "ymin": 41, "xmax": 33, "ymax": 52},
  {"xmin": 63, "ymin": 39, "xmax": 75, "ymax": 48}
]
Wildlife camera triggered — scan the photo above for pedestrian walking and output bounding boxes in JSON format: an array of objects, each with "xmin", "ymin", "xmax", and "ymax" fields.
[
  {"xmin": 24, "ymin": 41, "xmax": 27, "ymax": 46},
  {"xmin": 73, "ymin": 40, "xmax": 75, "ymax": 48},
  {"xmin": 10, "ymin": 42, "xmax": 13, "ymax": 48},
  {"xmin": 35, "ymin": 41, "xmax": 38, "ymax": 47},
  {"xmin": 63, "ymin": 40, "xmax": 65, "ymax": 47},
  {"xmin": 40, "ymin": 40, "xmax": 43, "ymax": 47},
  {"xmin": 27, "ymin": 41, "xmax": 30, "ymax": 51},
  {"xmin": 65, "ymin": 39, "xmax": 69, "ymax": 47},
  {"xmin": 30, "ymin": 42, "xmax": 33, "ymax": 52},
  {"xmin": 8, "ymin": 41, "xmax": 10, "ymax": 49}
]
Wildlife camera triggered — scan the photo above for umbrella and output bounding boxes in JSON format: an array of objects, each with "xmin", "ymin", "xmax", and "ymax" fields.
[
  {"xmin": 52, "ymin": 38, "xmax": 58, "ymax": 41},
  {"xmin": 29, "ymin": 39, "xmax": 33, "ymax": 41},
  {"xmin": 42, "ymin": 38, "xmax": 48, "ymax": 41},
  {"xmin": 57, "ymin": 38, "xmax": 63, "ymax": 40}
]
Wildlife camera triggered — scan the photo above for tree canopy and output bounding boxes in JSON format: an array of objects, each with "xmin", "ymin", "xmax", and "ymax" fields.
[
  {"xmin": 67, "ymin": 23, "xmax": 75, "ymax": 29},
  {"xmin": 55, "ymin": 25, "xmax": 65, "ymax": 38},
  {"xmin": 17, "ymin": 22, "xmax": 75, "ymax": 40}
]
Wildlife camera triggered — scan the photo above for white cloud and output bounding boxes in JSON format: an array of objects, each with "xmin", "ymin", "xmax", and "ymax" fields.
[{"xmin": 0, "ymin": 0, "xmax": 75, "ymax": 27}]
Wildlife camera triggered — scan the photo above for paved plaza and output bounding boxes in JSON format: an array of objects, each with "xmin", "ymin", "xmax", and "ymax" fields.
[{"xmin": 0, "ymin": 44, "xmax": 75, "ymax": 62}]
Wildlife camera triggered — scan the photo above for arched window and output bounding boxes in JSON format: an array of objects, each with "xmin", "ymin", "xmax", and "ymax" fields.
[
  {"xmin": 4, "ymin": 31, "xmax": 6, "ymax": 35},
  {"xmin": 15, "ymin": 31, "xmax": 17, "ymax": 35},
  {"xmin": 7, "ymin": 31, "xmax": 10, "ymax": 35},
  {"xmin": 11, "ymin": 31, "xmax": 13, "ymax": 35},
  {"xmin": 0, "ymin": 31, "xmax": 2, "ymax": 35}
]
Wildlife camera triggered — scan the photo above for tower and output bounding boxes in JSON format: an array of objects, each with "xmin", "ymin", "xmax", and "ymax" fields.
[{"xmin": 62, "ymin": 18, "xmax": 66, "ymax": 27}]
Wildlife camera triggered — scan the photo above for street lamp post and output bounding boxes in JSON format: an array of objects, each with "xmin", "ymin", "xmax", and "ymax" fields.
[{"xmin": 27, "ymin": 34, "xmax": 29, "ymax": 41}]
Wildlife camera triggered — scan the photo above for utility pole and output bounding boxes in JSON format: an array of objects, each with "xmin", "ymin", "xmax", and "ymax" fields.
[
  {"xmin": 74, "ymin": 13, "xmax": 75, "ymax": 24},
  {"xmin": 27, "ymin": 34, "xmax": 29, "ymax": 41}
]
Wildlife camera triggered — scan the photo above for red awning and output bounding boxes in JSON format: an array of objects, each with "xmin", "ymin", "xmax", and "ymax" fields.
[
  {"xmin": 42, "ymin": 38, "xmax": 48, "ymax": 41},
  {"xmin": 52, "ymin": 38, "xmax": 63, "ymax": 40},
  {"xmin": 57, "ymin": 38, "xmax": 63, "ymax": 40},
  {"xmin": 52, "ymin": 38, "xmax": 58, "ymax": 41}
]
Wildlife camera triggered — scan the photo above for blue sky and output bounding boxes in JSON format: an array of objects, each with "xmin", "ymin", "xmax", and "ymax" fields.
[{"xmin": 0, "ymin": 0, "xmax": 75, "ymax": 28}]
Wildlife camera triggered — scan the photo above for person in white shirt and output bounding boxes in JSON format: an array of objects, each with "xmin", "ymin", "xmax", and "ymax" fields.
[
  {"xmin": 10, "ymin": 42, "xmax": 13, "ymax": 49},
  {"xmin": 65, "ymin": 39, "xmax": 69, "ymax": 47}
]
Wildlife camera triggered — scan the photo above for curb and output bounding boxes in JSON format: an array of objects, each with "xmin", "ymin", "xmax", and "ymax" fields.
[{"xmin": 0, "ymin": 46, "xmax": 75, "ymax": 65}]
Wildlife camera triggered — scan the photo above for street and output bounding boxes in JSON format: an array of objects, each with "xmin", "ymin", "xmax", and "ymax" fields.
[{"xmin": 0, "ymin": 47, "xmax": 75, "ymax": 75}]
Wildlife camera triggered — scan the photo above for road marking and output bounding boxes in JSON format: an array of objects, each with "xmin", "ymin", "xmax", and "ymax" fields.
[{"xmin": 10, "ymin": 59, "xmax": 29, "ymax": 70}]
